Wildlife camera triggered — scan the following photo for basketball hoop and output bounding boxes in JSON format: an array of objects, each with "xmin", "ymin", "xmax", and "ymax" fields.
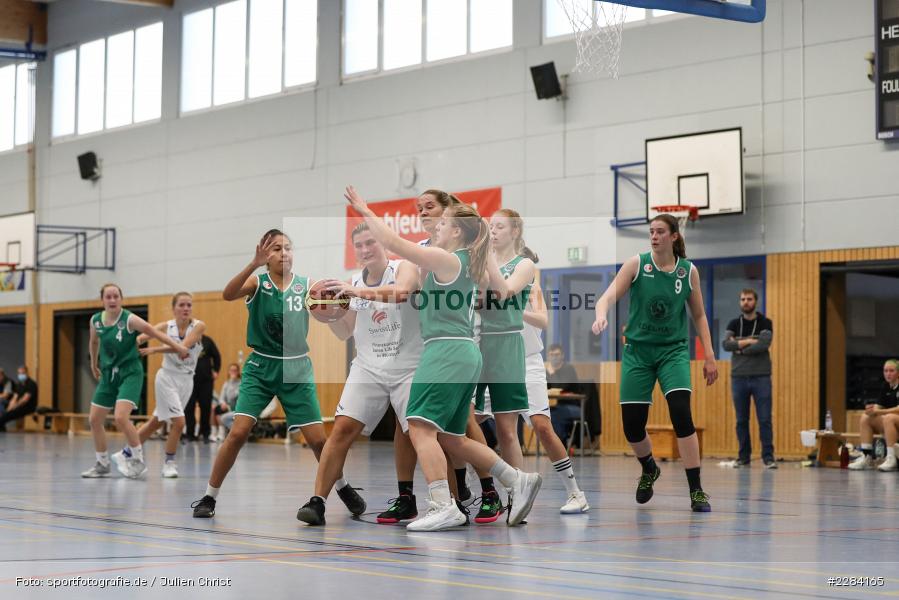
[
  {"xmin": 651, "ymin": 205, "xmax": 699, "ymax": 230},
  {"xmin": 556, "ymin": 0, "xmax": 628, "ymax": 78},
  {"xmin": 0, "ymin": 262, "xmax": 18, "ymax": 273}
]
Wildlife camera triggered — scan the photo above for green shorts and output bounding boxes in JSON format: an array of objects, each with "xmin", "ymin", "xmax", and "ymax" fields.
[
  {"xmin": 92, "ymin": 362, "xmax": 144, "ymax": 409},
  {"xmin": 235, "ymin": 352, "xmax": 321, "ymax": 430},
  {"xmin": 475, "ymin": 333, "xmax": 528, "ymax": 414},
  {"xmin": 620, "ymin": 341, "xmax": 692, "ymax": 404},
  {"xmin": 408, "ymin": 339, "xmax": 482, "ymax": 436}
]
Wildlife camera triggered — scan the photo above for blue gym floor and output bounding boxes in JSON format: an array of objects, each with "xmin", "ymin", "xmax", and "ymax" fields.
[{"xmin": 0, "ymin": 433, "xmax": 896, "ymax": 599}]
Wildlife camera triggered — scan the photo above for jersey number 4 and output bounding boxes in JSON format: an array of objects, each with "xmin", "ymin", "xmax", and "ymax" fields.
[{"xmin": 115, "ymin": 329, "xmax": 123, "ymax": 342}]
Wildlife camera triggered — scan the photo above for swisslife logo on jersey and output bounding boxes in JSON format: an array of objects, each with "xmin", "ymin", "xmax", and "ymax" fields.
[
  {"xmin": 372, "ymin": 310, "xmax": 388, "ymax": 325},
  {"xmin": 343, "ymin": 187, "xmax": 502, "ymax": 269},
  {"xmin": 644, "ymin": 264, "xmax": 653, "ymax": 273},
  {"xmin": 262, "ymin": 280, "xmax": 273, "ymax": 290}
]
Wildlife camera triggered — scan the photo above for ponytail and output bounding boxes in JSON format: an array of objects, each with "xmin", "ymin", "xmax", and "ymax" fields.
[
  {"xmin": 449, "ymin": 204, "xmax": 489, "ymax": 282},
  {"xmin": 495, "ymin": 208, "xmax": 539, "ymax": 264},
  {"xmin": 650, "ymin": 214, "xmax": 687, "ymax": 259}
]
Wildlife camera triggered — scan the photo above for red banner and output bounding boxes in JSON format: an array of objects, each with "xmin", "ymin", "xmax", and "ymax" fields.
[{"xmin": 343, "ymin": 187, "xmax": 502, "ymax": 269}]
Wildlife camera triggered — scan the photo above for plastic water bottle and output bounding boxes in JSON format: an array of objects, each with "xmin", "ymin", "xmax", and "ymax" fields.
[
  {"xmin": 825, "ymin": 409, "xmax": 833, "ymax": 432},
  {"xmin": 238, "ymin": 350, "xmax": 244, "ymax": 365}
]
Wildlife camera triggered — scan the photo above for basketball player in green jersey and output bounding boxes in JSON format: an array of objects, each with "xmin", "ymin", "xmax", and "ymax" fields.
[
  {"xmin": 191, "ymin": 230, "xmax": 364, "ymax": 518},
  {"xmin": 345, "ymin": 185, "xmax": 541, "ymax": 531},
  {"xmin": 592, "ymin": 214, "xmax": 718, "ymax": 512},
  {"xmin": 470, "ymin": 208, "xmax": 534, "ymax": 522},
  {"xmin": 488, "ymin": 209, "xmax": 589, "ymax": 514},
  {"xmin": 81, "ymin": 284, "xmax": 190, "ymax": 479}
]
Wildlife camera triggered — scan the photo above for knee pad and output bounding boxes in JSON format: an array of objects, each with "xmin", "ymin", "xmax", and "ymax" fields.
[
  {"xmin": 621, "ymin": 403, "xmax": 650, "ymax": 443},
  {"xmin": 665, "ymin": 390, "xmax": 696, "ymax": 438}
]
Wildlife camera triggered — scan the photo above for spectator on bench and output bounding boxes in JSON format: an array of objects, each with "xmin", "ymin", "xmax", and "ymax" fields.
[
  {"xmin": 213, "ymin": 363, "xmax": 240, "ymax": 441},
  {"xmin": 546, "ymin": 344, "xmax": 581, "ymax": 443},
  {"xmin": 849, "ymin": 359, "xmax": 899, "ymax": 471},
  {"xmin": 0, "ymin": 366, "xmax": 38, "ymax": 432}
]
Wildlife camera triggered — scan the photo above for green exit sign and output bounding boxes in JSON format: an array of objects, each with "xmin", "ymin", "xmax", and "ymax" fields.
[{"xmin": 567, "ymin": 246, "xmax": 587, "ymax": 264}]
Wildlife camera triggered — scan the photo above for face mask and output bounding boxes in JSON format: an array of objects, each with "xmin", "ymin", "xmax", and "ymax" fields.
[{"xmin": 17, "ymin": 374, "xmax": 26, "ymax": 382}]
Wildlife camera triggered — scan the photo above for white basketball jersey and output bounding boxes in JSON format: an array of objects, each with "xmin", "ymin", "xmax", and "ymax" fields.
[
  {"xmin": 162, "ymin": 319, "xmax": 203, "ymax": 374},
  {"xmin": 522, "ymin": 322, "xmax": 544, "ymax": 357},
  {"xmin": 350, "ymin": 260, "xmax": 422, "ymax": 371}
]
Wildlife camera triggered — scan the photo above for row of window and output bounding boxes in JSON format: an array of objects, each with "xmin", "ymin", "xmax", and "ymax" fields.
[
  {"xmin": 34, "ymin": 0, "xmax": 687, "ymax": 143},
  {"xmin": 0, "ymin": 63, "xmax": 35, "ymax": 151}
]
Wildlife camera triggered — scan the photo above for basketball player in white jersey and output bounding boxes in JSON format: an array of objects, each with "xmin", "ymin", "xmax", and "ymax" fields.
[
  {"xmin": 115, "ymin": 292, "xmax": 205, "ymax": 478},
  {"xmin": 296, "ymin": 223, "xmax": 422, "ymax": 525}
]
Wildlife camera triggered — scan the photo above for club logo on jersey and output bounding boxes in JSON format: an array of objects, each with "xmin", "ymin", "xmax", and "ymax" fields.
[
  {"xmin": 292, "ymin": 283, "xmax": 305, "ymax": 295},
  {"xmin": 644, "ymin": 264, "xmax": 653, "ymax": 273},
  {"xmin": 262, "ymin": 280, "xmax": 273, "ymax": 290},
  {"xmin": 647, "ymin": 296, "xmax": 671, "ymax": 321},
  {"xmin": 677, "ymin": 267, "xmax": 687, "ymax": 278},
  {"xmin": 372, "ymin": 310, "xmax": 388, "ymax": 325},
  {"xmin": 94, "ymin": 321, "xmax": 103, "ymax": 330},
  {"xmin": 117, "ymin": 322, "xmax": 126, "ymax": 330}
]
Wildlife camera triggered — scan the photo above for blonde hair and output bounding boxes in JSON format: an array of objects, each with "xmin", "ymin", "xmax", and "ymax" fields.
[
  {"xmin": 886, "ymin": 359, "xmax": 899, "ymax": 370},
  {"xmin": 446, "ymin": 204, "xmax": 490, "ymax": 282},
  {"xmin": 171, "ymin": 291, "xmax": 192, "ymax": 307},
  {"xmin": 494, "ymin": 208, "xmax": 539, "ymax": 263}
]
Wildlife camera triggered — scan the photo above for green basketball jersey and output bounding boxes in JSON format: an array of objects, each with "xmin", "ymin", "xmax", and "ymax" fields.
[
  {"xmin": 481, "ymin": 255, "xmax": 531, "ymax": 334},
  {"xmin": 246, "ymin": 272, "xmax": 310, "ymax": 357},
  {"xmin": 417, "ymin": 249, "xmax": 478, "ymax": 342},
  {"xmin": 625, "ymin": 252, "xmax": 693, "ymax": 344},
  {"xmin": 91, "ymin": 309, "xmax": 141, "ymax": 371}
]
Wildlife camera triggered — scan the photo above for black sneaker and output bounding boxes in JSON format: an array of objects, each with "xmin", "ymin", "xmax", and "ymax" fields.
[
  {"xmin": 474, "ymin": 490, "xmax": 504, "ymax": 524},
  {"xmin": 191, "ymin": 495, "xmax": 216, "ymax": 518},
  {"xmin": 296, "ymin": 497, "xmax": 326, "ymax": 525},
  {"xmin": 455, "ymin": 500, "xmax": 471, "ymax": 525},
  {"xmin": 336, "ymin": 485, "xmax": 366, "ymax": 516},
  {"xmin": 458, "ymin": 485, "xmax": 474, "ymax": 507},
  {"xmin": 376, "ymin": 494, "xmax": 418, "ymax": 524},
  {"xmin": 763, "ymin": 459, "xmax": 778, "ymax": 470},
  {"xmin": 635, "ymin": 466, "xmax": 661, "ymax": 504},
  {"xmin": 690, "ymin": 489, "xmax": 712, "ymax": 512}
]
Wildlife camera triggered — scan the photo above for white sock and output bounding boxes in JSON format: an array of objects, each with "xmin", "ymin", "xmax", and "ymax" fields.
[
  {"xmin": 888, "ymin": 446, "xmax": 896, "ymax": 458},
  {"xmin": 489, "ymin": 459, "xmax": 518, "ymax": 489},
  {"xmin": 205, "ymin": 484, "xmax": 220, "ymax": 499},
  {"xmin": 96, "ymin": 451, "xmax": 110, "ymax": 466},
  {"xmin": 552, "ymin": 457, "xmax": 580, "ymax": 495},
  {"xmin": 427, "ymin": 480, "xmax": 451, "ymax": 505},
  {"xmin": 335, "ymin": 478, "xmax": 349, "ymax": 490},
  {"xmin": 129, "ymin": 445, "xmax": 143, "ymax": 461}
]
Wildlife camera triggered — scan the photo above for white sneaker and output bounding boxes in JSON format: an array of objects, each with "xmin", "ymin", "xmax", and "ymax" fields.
[
  {"xmin": 161, "ymin": 461, "xmax": 179, "ymax": 478},
  {"xmin": 507, "ymin": 470, "xmax": 542, "ymax": 526},
  {"xmin": 111, "ymin": 450, "xmax": 128, "ymax": 476},
  {"xmin": 560, "ymin": 491, "xmax": 589, "ymax": 514},
  {"xmin": 124, "ymin": 457, "xmax": 148, "ymax": 479},
  {"xmin": 848, "ymin": 454, "xmax": 873, "ymax": 470},
  {"xmin": 406, "ymin": 500, "xmax": 467, "ymax": 531},
  {"xmin": 877, "ymin": 455, "xmax": 898, "ymax": 472},
  {"xmin": 81, "ymin": 462, "xmax": 111, "ymax": 478}
]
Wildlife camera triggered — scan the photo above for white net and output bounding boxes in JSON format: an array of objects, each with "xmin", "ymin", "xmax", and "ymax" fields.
[{"xmin": 556, "ymin": 0, "xmax": 629, "ymax": 78}]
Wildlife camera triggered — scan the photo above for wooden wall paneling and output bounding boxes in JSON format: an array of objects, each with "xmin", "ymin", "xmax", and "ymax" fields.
[
  {"xmin": 55, "ymin": 316, "xmax": 75, "ymax": 413},
  {"xmin": 824, "ymin": 274, "xmax": 847, "ymax": 432}
]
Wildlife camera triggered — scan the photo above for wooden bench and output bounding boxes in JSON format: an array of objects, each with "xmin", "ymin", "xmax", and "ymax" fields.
[
  {"xmin": 645, "ymin": 425, "xmax": 704, "ymax": 459},
  {"xmin": 816, "ymin": 431, "xmax": 884, "ymax": 467}
]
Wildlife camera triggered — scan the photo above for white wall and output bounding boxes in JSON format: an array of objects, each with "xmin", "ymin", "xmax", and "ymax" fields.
[{"xmin": 0, "ymin": 0, "xmax": 892, "ymax": 306}]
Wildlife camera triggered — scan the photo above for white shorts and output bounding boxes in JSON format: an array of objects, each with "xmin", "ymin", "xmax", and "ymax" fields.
[
  {"xmin": 477, "ymin": 354, "xmax": 551, "ymax": 426},
  {"xmin": 153, "ymin": 369, "xmax": 194, "ymax": 423},
  {"xmin": 335, "ymin": 363, "xmax": 415, "ymax": 436}
]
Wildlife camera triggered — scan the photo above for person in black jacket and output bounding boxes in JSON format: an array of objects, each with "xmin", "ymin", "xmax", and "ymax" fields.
[
  {"xmin": 546, "ymin": 344, "xmax": 581, "ymax": 442},
  {"xmin": 722, "ymin": 289, "xmax": 776, "ymax": 468},
  {"xmin": 185, "ymin": 335, "xmax": 221, "ymax": 443},
  {"xmin": 0, "ymin": 366, "xmax": 38, "ymax": 432}
]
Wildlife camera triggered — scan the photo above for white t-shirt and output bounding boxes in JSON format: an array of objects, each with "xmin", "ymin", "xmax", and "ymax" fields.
[
  {"xmin": 522, "ymin": 322, "xmax": 544, "ymax": 357},
  {"xmin": 162, "ymin": 319, "xmax": 203, "ymax": 375},
  {"xmin": 350, "ymin": 260, "xmax": 422, "ymax": 371}
]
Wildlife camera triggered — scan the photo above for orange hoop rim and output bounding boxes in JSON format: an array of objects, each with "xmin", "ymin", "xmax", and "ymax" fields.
[
  {"xmin": 651, "ymin": 205, "xmax": 700, "ymax": 222},
  {"xmin": 0, "ymin": 262, "xmax": 19, "ymax": 271}
]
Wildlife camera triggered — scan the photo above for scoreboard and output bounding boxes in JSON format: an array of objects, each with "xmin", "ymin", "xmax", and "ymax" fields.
[{"xmin": 877, "ymin": 0, "xmax": 899, "ymax": 139}]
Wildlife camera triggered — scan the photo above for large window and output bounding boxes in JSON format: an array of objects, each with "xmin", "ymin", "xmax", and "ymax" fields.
[
  {"xmin": 52, "ymin": 22, "xmax": 163, "ymax": 139},
  {"xmin": 544, "ymin": 0, "xmax": 677, "ymax": 39},
  {"xmin": 0, "ymin": 63, "xmax": 35, "ymax": 151},
  {"xmin": 343, "ymin": 0, "xmax": 513, "ymax": 78},
  {"xmin": 181, "ymin": 0, "xmax": 317, "ymax": 114}
]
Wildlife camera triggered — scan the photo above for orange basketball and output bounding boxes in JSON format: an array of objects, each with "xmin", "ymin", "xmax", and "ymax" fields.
[{"xmin": 306, "ymin": 279, "xmax": 350, "ymax": 323}]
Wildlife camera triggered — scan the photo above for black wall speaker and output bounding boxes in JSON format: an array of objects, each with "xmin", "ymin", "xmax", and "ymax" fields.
[
  {"xmin": 530, "ymin": 62, "xmax": 563, "ymax": 100},
  {"xmin": 77, "ymin": 152, "xmax": 100, "ymax": 181}
]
